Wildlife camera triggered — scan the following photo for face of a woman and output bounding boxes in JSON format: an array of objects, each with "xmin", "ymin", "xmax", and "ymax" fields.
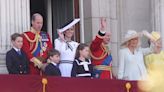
[
  {"xmin": 128, "ymin": 37, "xmax": 139, "ymax": 48},
  {"xmin": 64, "ymin": 27, "xmax": 75, "ymax": 38},
  {"xmin": 155, "ymin": 39, "xmax": 162, "ymax": 50}
]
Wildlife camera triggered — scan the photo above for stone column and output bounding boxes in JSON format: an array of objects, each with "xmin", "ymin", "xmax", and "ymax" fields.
[
  {"xmin": 109, "ymin": 0, "xmax": 119, "ymax": 77},
  {"xmin": 160, "ymin": 0, "xmax": 164, "ymax": 50},
  {"xmin": 151, "ymin": 0, "xmax": 164, "ymax": 50},
  {"xmin": 151, "ymin": 0, "xmax": 161, "ymax": 32},
  {"xmin": 0, "ymin": 0, "xmax": 30, "ymax": 74},
  {"xmin": 119, "ymin": 0, "xmax": 152, "ymax": 48},
  {"xmin": 83, "ymin": 0, "xmax": 119, "ymax": 77}
]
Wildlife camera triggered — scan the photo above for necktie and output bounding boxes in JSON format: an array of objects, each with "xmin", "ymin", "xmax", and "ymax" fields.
[{"xmin": 17, "ymin": 50, "xmax": 22, "ymax": 55}]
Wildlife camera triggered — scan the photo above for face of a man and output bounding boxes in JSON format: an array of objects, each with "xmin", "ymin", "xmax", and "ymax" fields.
[
  {"xmin": 32, "ymin": 16, "xmax": 43, "ymax": 31},
  {"xmin": 103, "ymin": 32, "xmax": 111, "ymax": 44}
]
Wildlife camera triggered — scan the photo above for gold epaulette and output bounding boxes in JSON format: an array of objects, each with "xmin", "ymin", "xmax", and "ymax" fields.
[
  {"xmin": 23, "ymin": 32, "xmax": 39, "ymax": 43},
  {"xmin": 23, "ymin": 32, "xmax": 44, "ymax": 54}
]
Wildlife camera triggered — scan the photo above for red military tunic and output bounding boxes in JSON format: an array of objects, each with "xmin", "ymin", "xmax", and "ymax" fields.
[
  {"xmin": 90, "ymin": 34, "xmax": 112, "ymax": 79},
  {"xmin": 22, "ymin": 28, "xmax": 53, "ymax": 75}
]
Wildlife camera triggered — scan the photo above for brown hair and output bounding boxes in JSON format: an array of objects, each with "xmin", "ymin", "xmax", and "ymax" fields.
[
  {"xmin": 31, "ymin": 13, "xmax": 42, "ymax": 21},
  {"xmin": 11, "ymin": 33, "xmax": 22, "ymax": 41},
  {"xmin": 48, "ymin": 49, "xmax": 60, "ymax": 59},
  {"xmin": 75, "ymin": 43, "xmax": 89, "ymax": 59}
]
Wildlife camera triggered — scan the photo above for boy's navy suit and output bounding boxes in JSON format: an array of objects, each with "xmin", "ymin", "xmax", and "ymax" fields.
[{"xmin": 6, "ymin": 48, "xmax": 29, "ymax": 74}]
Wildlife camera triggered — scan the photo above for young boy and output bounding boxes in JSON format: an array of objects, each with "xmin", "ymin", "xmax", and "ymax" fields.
[
  {"xmin": 6, "ymin": 33, "xmax": 29, "ymax": 74},
  {"xmin": 44, "ymin": 49, "xmax": 61, "ymax": 76}
]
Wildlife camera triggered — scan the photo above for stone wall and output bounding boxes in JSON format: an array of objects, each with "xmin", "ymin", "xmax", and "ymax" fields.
[
  {"xmin": 83, "ymin": 0, "xmax": 157, "ymax": 77},
  {"xmin": 83, "ymin": 0, "xmax": 119, "ymax": 76},
  {"xmin": 0, "ymin": 0, "xmax": 164, "ymax": 75},
  {"xmin": 0, "ymin": 0, "xmax": 30, "ymax": 74}
]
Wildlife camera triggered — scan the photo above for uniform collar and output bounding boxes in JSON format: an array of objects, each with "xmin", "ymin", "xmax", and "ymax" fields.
[
  {"xmin": 75, "ymin": 59, "xmax": 91, "ymax": 65},
  {"xmin": 31, "ymin": 27, "xmax": 40, "ymax": 34}
]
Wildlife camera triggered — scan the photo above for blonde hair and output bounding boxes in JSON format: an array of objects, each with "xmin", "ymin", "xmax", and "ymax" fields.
[{"xmin": 122, "ymin": 37, "xmax": 141, "ymax": 50}]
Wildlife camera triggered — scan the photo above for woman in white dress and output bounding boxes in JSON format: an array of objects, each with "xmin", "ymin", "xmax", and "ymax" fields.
[
  {"xmin": 54, "ymin": 19, "xmax": 80, "ymax": 77},
  {"xmin": 117, "ymin": 30, "xmax": 155, "ymax": 80}
]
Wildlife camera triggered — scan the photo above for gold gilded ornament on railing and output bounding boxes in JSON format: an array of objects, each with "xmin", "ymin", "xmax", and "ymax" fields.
[
  {"xmin": 42, "ymin": 78, "xmax": 48, "ymax": 92},
  {"xmin": 125, "ymin": 82, "xmax": 131, "ymax": 92}
]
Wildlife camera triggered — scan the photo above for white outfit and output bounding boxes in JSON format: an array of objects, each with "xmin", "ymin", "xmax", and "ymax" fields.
[
  {"xmin": 54, "ymin": 38, "xmax": 79, "ymax": 77},
  {"xmin": 117, "ymin": 47, "xmax": 152, "ymax": 80}
]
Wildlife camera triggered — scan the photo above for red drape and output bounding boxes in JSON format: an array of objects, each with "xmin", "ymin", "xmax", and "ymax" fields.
[{"xmin": 0, "ymin": 75, "xmax": 139, "ymax": 92}]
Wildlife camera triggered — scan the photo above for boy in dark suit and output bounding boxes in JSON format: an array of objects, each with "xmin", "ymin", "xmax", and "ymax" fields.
[
  {"xmin": 44, "ymin": 49, "xmax": 61, "ymax": 76},
  {"xmin": 6, "ymin": 33, "xmax": 29, "ymax": 74}
]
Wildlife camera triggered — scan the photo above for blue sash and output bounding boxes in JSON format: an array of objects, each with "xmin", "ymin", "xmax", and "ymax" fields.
[
  {"xmin": 33, "ymin": 42, "xmax": 41, "ymax": 57},
  {"xmin": 93, "ymin": 54, "xmax": 112, "ymax": 78},
  {"xmin": 102, "ymin": 54, "xmax": 112, "ymax": 65},
  {"xmin": 32, "ymin": 32, "xmax": 49, "ymax": 57}
]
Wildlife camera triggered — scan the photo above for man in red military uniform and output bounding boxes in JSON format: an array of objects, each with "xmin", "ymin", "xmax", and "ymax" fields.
[
  {"xmin": 90, "ymin": 18, "xmax": 113, "ymax": 79},
  {"xmin": 22, "ymin": 13, "xmax": 53, "ymax": 75}
]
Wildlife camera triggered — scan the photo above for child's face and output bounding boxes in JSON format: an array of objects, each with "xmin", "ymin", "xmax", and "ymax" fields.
[
  {"xmin": 80, "ymin": 47, "xmax": 90, "ymax": 59},
  {"xmin": 50, "ymin": 55, "xmax": 60, "ymax": 64},
  {"xmin": 12, "ymin": 37, "xmax": 23, "ymax": 49}
]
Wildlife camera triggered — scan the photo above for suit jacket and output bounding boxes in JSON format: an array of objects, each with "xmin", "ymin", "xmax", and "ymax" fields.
[
  {"xmin": 6, "ymin": 48, "xmax": 29, "ymax": 74},
  {"xmin": 44, "ymin": 63, "xmax": 61, "ymax": 76}
]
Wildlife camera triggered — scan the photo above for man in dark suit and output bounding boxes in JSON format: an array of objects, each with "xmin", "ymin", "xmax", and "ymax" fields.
[
  {"xmin": 44, "ymin": 49, "xmax": 61, "ymax": 76},
  {"xmin": 6, "ymin": 33, "xmax": 29, "ymax": 74}
]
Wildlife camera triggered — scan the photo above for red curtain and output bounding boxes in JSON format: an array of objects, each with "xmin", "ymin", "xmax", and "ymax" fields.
[{"xmin": 0, "ymin": 75, "xmax": 139, "ymax": 92}]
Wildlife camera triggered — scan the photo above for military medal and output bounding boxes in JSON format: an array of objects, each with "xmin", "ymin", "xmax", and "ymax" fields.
[{"xmin": 42, "ymin": 42, "xmax": 47, "ymax": 51}]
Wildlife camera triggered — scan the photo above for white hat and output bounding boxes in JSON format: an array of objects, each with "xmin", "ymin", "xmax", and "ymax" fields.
[
  {"xmin": 57, "ymin": 18, "xmax": 80, "ymax": 33},
  {"xmin": 121, "ymin": 30, "xmax": 139, "ymax": 46}
]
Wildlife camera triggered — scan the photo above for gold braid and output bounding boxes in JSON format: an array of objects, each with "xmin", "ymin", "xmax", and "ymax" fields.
[
  {"xmin": 24, "ymin": 32, "xmax": 46, "ymax": 54},
  {"xmin": 90, "ymin": 43, "xmax": 109, "ymax": 60},
  {"xmin": 23, "ymin": 33, "xmax": 38, "ymax": 43}
]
